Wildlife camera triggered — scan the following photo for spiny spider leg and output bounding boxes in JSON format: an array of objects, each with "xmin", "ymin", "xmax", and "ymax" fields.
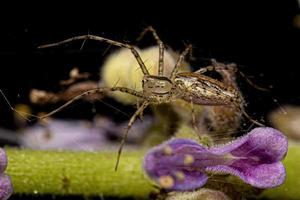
[
  {"xmin": 237, "ymin": 104, "xmax": 265, "ymax": 127},
  {"xmin": 208, "ymin": 59, "xmax": 269, "ymax": 101},
  {"xmin": 194, "ymin": 59, "xmax": 237, "ymax": 75},
  {"xmin": 136, "ymin": 26, "xmax": 165, "ymax": 76},
  {"xmin": 209, "ymin": 59, "xmax": 238, "ymax": 88},
  {"xmin": 34, "ymin": 86, "xmax": 147, "ymax": 170},
  {"xmin": 238, "ymin": 70, "xmax": 270, "ymax": 92},
  {"xmin": 37, "ymin": 87, "xmax": 144, "ymax": 120},
  {"xmin": 195, "ymin": 59, "xmax": 269, "ymax": 91},
  {"xmin": 136, "ymin": 100, "xmax": 145, "ymax": 121},
  {"xmin": 170, "ymin": 44, "xmax": 193, "ymax": 81},
  {"xmin": 115, "ymin": 100, "xmax": 149, "ymax": 171},
  {"xmin": 189, "ymin": 97, "xmax": 198, "ymax": 132},
  {"xmin": 38, "ymin": 35, "xmax": 150, "ymax": 75},
  {"xmin": 1, "ymin": 87, "xmax": 143, "ymax": 121}
]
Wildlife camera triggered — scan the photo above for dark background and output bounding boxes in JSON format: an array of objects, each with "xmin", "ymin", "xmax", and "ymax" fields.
[
  {"xmin": 0, "ymin": 1, "xmax": 299, "ymax": 199},
  {"xmin": 0, "ymin": 1, "xmax": 299, "ymax": 129}
]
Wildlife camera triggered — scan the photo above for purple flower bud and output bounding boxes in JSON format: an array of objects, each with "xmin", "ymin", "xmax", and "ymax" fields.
[
  {"xmin": 0, "ymin": 149, "xmax": 13, "ymax": 200},
  {"xmin": 0, "ymin": 175, "xmax": 13, "ymax": 200},
  {"xmin": 20, "ymin": 117, "xmax": 153, "ymax": 151},
  {"xmin": 144, "ymin": 127, "xmax": 287, "ymax": 191},
  {"xmin": 20, "ymin": 119, "xmax": 107, "ymax": 151}
]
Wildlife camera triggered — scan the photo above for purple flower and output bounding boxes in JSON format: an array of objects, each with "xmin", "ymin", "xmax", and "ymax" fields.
[
  {"xmin": 20, "ymin": 119, "xmax": 107, "ymax": 151},
  {"xmin": 0, "ymin": 148, "xmax": 13, "ymax": 199},
  {"xmin": 20, "ymin": 117, "xmax": 153, "ymax": 151},
  {"xmin": 144, "ymin": 127, "xmax": 287, "ymax": 191}
]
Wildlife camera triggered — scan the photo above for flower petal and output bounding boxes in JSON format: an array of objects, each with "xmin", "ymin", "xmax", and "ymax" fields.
[
  {"xmin": 144, "ymin": 138, "xmax": 209, "ymax": 190},
  {"xmin": 144, "ymin": 127, "xmax": 288, "ymax": 190},
  {"xmin": 209, "ymin": 127, "xmax": 287, "ymax": 158},
  {"xmin": 0, "ymin": 175, "xmax": 13, "ymax": 200},
  {"xmin": 244, "ymin": 162, "xmax": 286, "ymax": 188},
  {"xmin": 206, "ymin": 162, "xmax": 286, "ymax": 188},
  {"xmin": 230, "ymin": 127, "xmax": 288, "ymax": 163},
  {"xmin": 206, "ymin": 127, "xmax": 288, "ymax": 188},
  {"xmin": 0, "ymin": 148, "xmax": 7, "ymax": 174}
]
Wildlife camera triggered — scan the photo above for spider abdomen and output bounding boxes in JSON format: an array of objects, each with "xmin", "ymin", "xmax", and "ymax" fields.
[{"xmin": 175, "ymin": 72, "xmax": 239, "ymax": 106}]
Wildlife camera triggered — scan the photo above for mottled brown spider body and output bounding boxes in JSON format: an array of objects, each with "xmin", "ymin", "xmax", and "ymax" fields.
[
  {"xmin": 142, "ymin": 72, "xmax": 241, "ymax": 107},
  {"xmin": 141, "ymin": 75, "xmax": 178, "ymax": 104},
  {"xmin": 174, "ymin": 72, "xmax": 241, "ymax": 106}
]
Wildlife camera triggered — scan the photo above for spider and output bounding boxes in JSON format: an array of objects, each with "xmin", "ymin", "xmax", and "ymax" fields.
[{"xmin": 2, "ymin": 27, "xmax": 264, "ymax": 170}]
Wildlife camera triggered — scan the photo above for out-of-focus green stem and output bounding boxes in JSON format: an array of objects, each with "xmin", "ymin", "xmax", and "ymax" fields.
[
  {"xmin": 5, "ymin": 149, "xmax": 153, "ymax": 199},
  {"xmin": 261, "ymin": 143, "xmax": 300, "ymax": 199}
]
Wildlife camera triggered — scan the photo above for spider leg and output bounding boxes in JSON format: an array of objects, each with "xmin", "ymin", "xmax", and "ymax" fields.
[
  {"xmin": 237, "ymin": 103, "xmax": 265, "ymax": 127},
  {"xmin": 115, "ymin": 100, "xmax": 149, "ymax": 171},
  {"xmin": 199, "ymin": 60, "xmax": 265, "ymax": 127},
  {"xmin": 189, "ymin": 97, "xmax": 198, "ymax": 132},
  {"xmin": 195, "ymin": 59, "xmax": 269, "ymax": 91},
  {"xmin": 170, "ymin": 44, "xmax": 193, "ymax": 81},
  {"xmin": 1, "ymin": 87, "xmax": 143, "ymax": 121},
  {"xmin": 136, "ymin": 100, "xmax": 144, "ymax": 121},
  {"xmin": 38, "ymin": 35, "xmax": 150, "ymax": 75},
  {"xmin": 0, "ymin": 89, "xmax": 39, "ymax": 122},
  {"xmin": 194, "ymin": 59, "xmax": 234, "ymax": 73},
  {"xmin": 194, "ymin": 60, "xmax": 264, "ymax": 132},
  {"xmin": 214, "ymin": 59, "xmax": 269, "ymax": 92},
  {"xmin": 136, "ymin": 26, "xmax": 165, "ymax": 76},
  {"xmin": 30, "ymin": 81, "xmax": 101, "ymax": 105},
  {"xmin": 38, "ymin": 87, "xmax": 144, "ymax": 120}
]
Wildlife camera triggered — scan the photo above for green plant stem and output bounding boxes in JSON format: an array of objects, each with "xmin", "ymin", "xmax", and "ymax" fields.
[{"xmin": 5, "ymin": 149, "xmax": 153, "ymax": 199}]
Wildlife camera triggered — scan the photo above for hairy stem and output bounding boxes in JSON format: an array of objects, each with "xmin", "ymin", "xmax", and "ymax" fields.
[{"xmin": 5, "ymin": 149, "xmax": 153, "ymax": 199}]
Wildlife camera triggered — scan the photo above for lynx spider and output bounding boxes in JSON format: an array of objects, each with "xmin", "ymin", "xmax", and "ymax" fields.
[{"xmin": 2, "ymin": 27, "xmax": 264, "ymax": 170}]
